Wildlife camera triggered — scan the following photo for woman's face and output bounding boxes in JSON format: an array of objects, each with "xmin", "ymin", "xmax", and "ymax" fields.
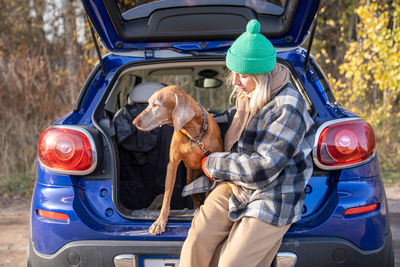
[{"xmin": 232, "ymin": 72, "xmax": 256, "ymax": 94}]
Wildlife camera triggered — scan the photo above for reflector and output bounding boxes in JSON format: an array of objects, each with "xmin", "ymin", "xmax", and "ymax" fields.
[
  {"xmin": 37, "ymin": 209, "xmax": 70, "ymax": 221},
  {"xmin": 344, "ymin": 203, "xmax": 379, "ymax": 216}
]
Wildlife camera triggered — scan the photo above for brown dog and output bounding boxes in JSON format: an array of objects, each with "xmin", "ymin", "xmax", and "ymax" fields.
[{"xmin": 133, "ymin": 85, "xmax": 224, "ymax": 235}]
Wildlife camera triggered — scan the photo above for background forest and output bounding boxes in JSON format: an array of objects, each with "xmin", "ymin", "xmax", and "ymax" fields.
[{"xmin": 0, "ymin": 0, "xmax": 399, "ymax": 199}]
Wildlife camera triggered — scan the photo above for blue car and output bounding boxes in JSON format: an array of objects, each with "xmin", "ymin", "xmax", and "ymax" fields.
[{"xmin": 28, "ymin": 0, "xmax": 394, "ymax": 266}]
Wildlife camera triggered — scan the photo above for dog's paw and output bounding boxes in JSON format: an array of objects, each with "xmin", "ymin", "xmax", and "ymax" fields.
[{"xmin": 149, "ymin": 218, "xmax": 167, "ymax": 235}]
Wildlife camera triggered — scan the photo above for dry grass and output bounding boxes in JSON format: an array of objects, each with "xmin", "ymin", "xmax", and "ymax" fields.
[{"xmin": 0, "ymin": 54, "xmax": 92, "ymax": 197}]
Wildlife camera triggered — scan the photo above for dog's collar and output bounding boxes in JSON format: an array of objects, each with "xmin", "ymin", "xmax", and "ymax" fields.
[
  {"xmin": 194, "ymin": 104, "xmax": 208, "ymax": 142},
  {"xmin": 179, "ymin": 103, "xmax": 209, "ymax": 153}
]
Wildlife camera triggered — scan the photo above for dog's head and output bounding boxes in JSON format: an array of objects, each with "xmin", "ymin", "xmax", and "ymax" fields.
[{"xmin": 133, "ymin": 85, "xmax": 195, "ymax": 132}]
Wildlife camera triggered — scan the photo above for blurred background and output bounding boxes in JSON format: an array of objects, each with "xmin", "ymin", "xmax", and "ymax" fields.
[{"xmin": 0, "ymin": 0, "xmax": 399, "ymax": 201}]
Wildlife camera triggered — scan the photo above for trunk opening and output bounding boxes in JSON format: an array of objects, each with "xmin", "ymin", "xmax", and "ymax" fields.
[{"xmin": 92, "ymin": 58, "xmax": 313, "ymax": 221}]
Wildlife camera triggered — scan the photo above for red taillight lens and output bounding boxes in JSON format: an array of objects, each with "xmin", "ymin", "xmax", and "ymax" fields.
[
  {"xmin": 38, "ymin": 126, "xmax": 96, "ymax": 174},
  {"xmin": 315, "ymin": 119, "xmax": 375, "ymax": 169}
]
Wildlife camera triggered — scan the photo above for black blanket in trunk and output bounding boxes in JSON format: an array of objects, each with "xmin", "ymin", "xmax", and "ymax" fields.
[{"xmin": 114, "ymin": 103, "xmax": 192, "ymax": 211}]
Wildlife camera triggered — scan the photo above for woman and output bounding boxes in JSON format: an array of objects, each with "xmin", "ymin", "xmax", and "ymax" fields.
[{"xmin": 179, "ymin": 19, "xmax": 316, "ymax": 267}]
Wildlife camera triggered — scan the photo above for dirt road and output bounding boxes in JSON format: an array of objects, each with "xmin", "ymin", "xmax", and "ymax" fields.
[
  {"xmin": 0, "ymin": 200, "xmax": 29, "ymax": 267},
  {"xmin": 1, "ymin": 185, "xmax": 399, "ymax": 267},
  {"xmin": 386, "ymin": 185, "xmax": 400, "ymax": 267}
]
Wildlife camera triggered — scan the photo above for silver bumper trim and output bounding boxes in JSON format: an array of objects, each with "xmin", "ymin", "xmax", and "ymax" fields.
[
  {"xmin": 277, "ymin": 252, "xmax": 297, "ymax": 267},
  {"xmin": 114, "ymin": 254, "xmax": 136, "ymax": 267}
]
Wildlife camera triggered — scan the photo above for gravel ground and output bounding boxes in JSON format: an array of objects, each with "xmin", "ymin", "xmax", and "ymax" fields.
[{"xmin": 386, "ymin": 184, "xmax": 400, "ymax": 266}]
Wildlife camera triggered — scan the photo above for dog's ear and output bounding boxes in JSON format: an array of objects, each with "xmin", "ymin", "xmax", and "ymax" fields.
[{"xmin": 172, "ymin": 93, "xmax": 195, "ymax": 132}]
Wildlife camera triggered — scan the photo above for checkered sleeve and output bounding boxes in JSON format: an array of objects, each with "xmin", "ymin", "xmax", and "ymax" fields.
[{"xmin": 205, "ymin": 104, "xmax": 306, "ymax": 190}]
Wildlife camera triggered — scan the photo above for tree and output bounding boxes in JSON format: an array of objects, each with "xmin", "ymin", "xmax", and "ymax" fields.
[
  {"xmin": 330, "ymin": 0, "xmax": 400, "ymax": 179},
  {"xmin": 61, "ymin": 0, "xmax": 79, "ymax": 93},
  {"xmin": 0, "ymin": 0, "xmax": 96, "ymax": 195}
]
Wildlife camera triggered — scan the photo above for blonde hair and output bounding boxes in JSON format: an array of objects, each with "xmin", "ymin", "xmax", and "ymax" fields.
[{"xmin": 227, "ymin": 71, "xmax": 272, "ymax": 115}]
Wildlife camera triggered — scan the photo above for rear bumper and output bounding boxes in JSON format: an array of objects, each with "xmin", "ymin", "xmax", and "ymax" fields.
[
  {"xmin": 28, "ymin": 239, "xmax": 183, "ymax": 267},
  {"xmin": 280, "ymin": 233, "xmax": 394, "ymax": 267},
  {"xmin": 28, "ymin": 233, "xmax": 394, "ymax": 267}
]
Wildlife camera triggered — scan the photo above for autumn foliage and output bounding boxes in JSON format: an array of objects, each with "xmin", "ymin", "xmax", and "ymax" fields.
[{"xmin": 321, "ymin": 0, "xmax": 400, "ymax": 181}]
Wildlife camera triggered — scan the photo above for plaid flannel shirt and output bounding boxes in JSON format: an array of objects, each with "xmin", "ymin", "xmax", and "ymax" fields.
[{"xmin": 182, "ymin": 84, "xmax": 316, "ymax": 226}]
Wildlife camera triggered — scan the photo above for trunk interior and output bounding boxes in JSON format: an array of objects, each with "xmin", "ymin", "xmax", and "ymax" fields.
[{"xmin": 95, "ymin": 58, "xmax": 314, "ymax": 221}]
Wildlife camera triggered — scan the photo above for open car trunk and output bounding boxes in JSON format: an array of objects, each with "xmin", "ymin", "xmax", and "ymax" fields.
[{"xmin": 94, "ymin": 57, "xmax": 314, "ymax": 221}]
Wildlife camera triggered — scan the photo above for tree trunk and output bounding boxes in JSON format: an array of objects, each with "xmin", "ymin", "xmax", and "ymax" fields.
[
  {"xmin": 61, "ymin": 0, "xmax": 79, "ymax": 94},
  {"xmin": 32, "ymin": 0, "xmax": 47, "ymax": 54}
]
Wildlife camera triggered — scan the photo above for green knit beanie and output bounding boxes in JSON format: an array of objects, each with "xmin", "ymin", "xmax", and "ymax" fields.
[{"xmin": 226, "ymin": 19, "xmax": 276, "ymax": 74}]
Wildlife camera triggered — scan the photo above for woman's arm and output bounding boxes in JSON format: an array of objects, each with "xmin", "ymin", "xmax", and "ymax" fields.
[{"xmin": 204, "ymin": 104, "xmax": 307, "ymax": 190}]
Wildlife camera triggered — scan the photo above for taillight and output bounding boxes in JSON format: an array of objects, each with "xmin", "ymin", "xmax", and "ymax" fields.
[
  {"xmin": 313, "ymin": 118, "xmax": 375, "ymax": 170},
  {"xmin": 38, "ymin": 126, "xmax": 97, "ymax": 175}
]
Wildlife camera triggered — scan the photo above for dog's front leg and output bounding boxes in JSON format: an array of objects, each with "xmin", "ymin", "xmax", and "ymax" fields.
[{"xmin": 149, "ymin": 160, "xmax": 179, "ymax": 235}]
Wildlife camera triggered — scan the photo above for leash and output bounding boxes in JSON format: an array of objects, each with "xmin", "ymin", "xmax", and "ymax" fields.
[{"xmin": 179, "ymin": 103, "xmax": 210, "ymax": 156}]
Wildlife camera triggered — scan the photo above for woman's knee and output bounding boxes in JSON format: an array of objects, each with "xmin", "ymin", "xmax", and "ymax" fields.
[{"xmin": 190, "ymin": 204, "xmax": 230, "ymax": 236}]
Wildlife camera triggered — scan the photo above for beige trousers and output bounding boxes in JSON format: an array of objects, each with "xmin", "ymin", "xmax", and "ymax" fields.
[{"xmin": 180, "ymin": 183, "xmax": 291, "ymax": 267}]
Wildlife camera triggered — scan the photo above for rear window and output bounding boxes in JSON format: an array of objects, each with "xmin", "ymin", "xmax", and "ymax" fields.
[
  {"xmin": 117, "ymin": 0, "xmax": 288, "ymax": 20},
  {"xmin": 107, "ymin": 64, "xmax": 232, "ymax": 113},
  {"xmin": 150, "ymin": 71, "xmax": 231, "ymax": 112},
  {"xmin": 103, "ymin": 60, "xmax": 313, "ymax": 116}
]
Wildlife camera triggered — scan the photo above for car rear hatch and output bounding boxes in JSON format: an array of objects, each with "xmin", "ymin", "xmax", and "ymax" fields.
[{"xmin": 82, "ymin": 0, "xmax": 320, "ymax": 52}]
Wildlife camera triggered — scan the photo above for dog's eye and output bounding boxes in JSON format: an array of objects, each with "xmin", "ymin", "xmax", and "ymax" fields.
[{"xmin": 152, "ymin": 101, "xmax": 162, "ymax": 108}]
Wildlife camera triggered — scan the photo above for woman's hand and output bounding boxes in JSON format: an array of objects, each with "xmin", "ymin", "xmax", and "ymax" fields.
[
  {"xmin": 230, "ymin": 184, "xmax": 249, "ymax": 205},
  {"xmin": 201, "ymin": 156, "xmax": 213, "ymax": 181},
  {"xmin": 203, "ymin": 155, "xmax": 248, "ymax": 205}
]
